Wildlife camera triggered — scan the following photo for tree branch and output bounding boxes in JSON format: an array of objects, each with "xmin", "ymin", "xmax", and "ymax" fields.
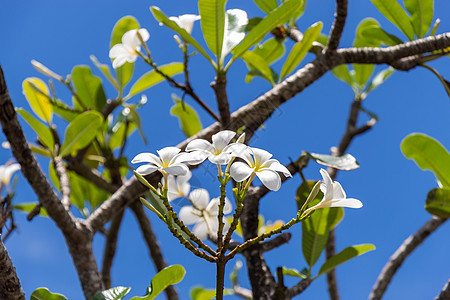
[
  {"xmin": 53, "ymin": 155, "xmax": 71, "ymax": 211},
  {"xmin": 326, "ymin": 0, "xmax": 348, "ymax": 53},
  {"xmin": 0, "ymin": 236, "xmax": 25, "ymax": 300},
  {"xmin": 434, "ymin": 279, "xmax": 450, "ymax": 300},
  {"xmin": 211, "ymin": 75, "xmax": 231, "ymax": 128},
  {"xmin": 369, "ymin": 216, "xmax": 447, "ymax": 300}
]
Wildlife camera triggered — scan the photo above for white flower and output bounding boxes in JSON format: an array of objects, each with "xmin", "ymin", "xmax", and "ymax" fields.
[
  {"xmin": 109, "ymin": 28, "xmax": 150, "ymax": 69},
  {"xmin": 131, "ymin": 147, "xmax": 192, "ymax": 177},
  {"xmin": 0, "ymin": 163, "xmax": 20, "ymax": 185},
  {"xmin": 186, "ymin": 130, "xmax": 245, "ymax": 165},
  {"xmin": 168, "ymin": 14, "xmax": 200, "ymax": 34},
  {"xmin": 303, "ymin": 169, "xmax": 363, "ymax": 214},
  {"xmin": 230, "ymin": 147, "xmax": 291, "ymax": 191},
  {"xmin": 166, "ymin": 171, "xmax": 191, "ymax": 202},
  {"xmin": 179, "ymin": 189, "xmax": 232, "ymax": 240}
]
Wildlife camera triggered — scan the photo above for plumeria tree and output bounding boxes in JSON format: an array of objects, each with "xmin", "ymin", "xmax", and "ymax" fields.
[{"xmin": 0, "ymin": 0, "xmax": 449, "ymax": 300}]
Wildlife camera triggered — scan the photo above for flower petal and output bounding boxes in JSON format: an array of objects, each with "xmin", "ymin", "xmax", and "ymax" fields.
[
  {"xmin": 0, "ymin": 164, "xmax": 20, "ymax": 185},
  {"xmin": 186, "ymin": 139, "xmax": 214, "ymax": 153},
  {"xmin": 157, "ymin": 147, "xmax": 181, "ymax": 165},
  {"xmin": 205, "ymin": 197, "xmax": 232, "ymax": 216},
  {"xmin": 257, "ymin": 169, "xmax": 281, "ymax": 191},
  {"xmin": 251, "ymin": 147, "xmax": 272, "ymax": 166},
  {"xmin": 223, "ymin": 143, "xmax": 251, "ymax": 161},
  {"xmin": 112, "ymin": 56, "xmax": 128, "ymax": 69},
  {"xmin": 179, "ymin": 206, "xmax": 202, "ymax": 225},
  {"xmin": 109, "ymin": 44, "xmax": 130, "ymax": 58},
  {"xmin": 319, "ymin": 168, "xmax": 333, "ymax": 196},
  {"xmin": 268, "ymin": 161, "xmax": 292, "ymax": 177},
  {"xmin": 212, "ymin": 130, "xmax": 235, "ymax": 151},
  {"xmin": 135, "ymin": 165, "xmax": 159, "ymax": 175},
  {"xmin": 332, "ymin": 181, "xmax": 347, "ymax": 199},
  {"xmin": 230, "ymin": 161, "xmax": 254, "ymax": 182},
  {"xmin": 131, "ymin": 152, "xmax": 161, "ymax": 166},
  {"xmin": 164, "ymin": 164, "xmax": 189, "ymax": 176},
  {"xmin": 172, "ymin": 14, "xmax": 200, "ymax": 34},
  {"xmin": 193, "ymin": 221, "xmax": 208, "ymax": 240},
  {"xmin": 137, "ymin": 28, "xmax": 150, "ymax": 42},
  {"xmin": 189, "ymin": 188, "xmax": 210, "ymax": 209},
  {"xmin": 208, "ymin": 152, "xmax": 232, "ymax": 165}
]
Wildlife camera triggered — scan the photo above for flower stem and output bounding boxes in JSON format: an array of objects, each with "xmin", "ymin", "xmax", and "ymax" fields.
[
  {"xmin": 220, "ymin": 194, "xmax": 244, "ymax": 256},
  {"xmin": 216, "ymin": 174, "xmax": 228, "ymax": 251}
]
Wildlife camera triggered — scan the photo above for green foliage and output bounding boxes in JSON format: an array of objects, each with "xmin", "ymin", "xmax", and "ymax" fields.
[
  {"xmin": 59, "ymin": 111, "xmax": 103, "ymax": 157},
  {"xmin": 199, "ymin": 0, "xmax": 227, "ymax": 61},
  {"xmin": 316, "ymin": 244, "xmax": 376, "ymax": 278},
  {"xmin": 190, "ymin": 287, "xmax": 233, "ymax": 299},
  {"xmin": 425, "ymin": 188, "xmax": 450, "ymax": 218},
  {"xmin": 401, "ymin": 133, "xmax": 450, "ymax": 188},
  {"xmin": 22, "ymin": 77, "xmax": 53, "ymax": 123},
  {"xmin": 71, "ymin": 65, "xmax": 107, "ymax": 111},
  {"xmin": 126, "ymin": 63, "xmax": 184, "ymax": 99},
  {"xmin": 242, "ymin": 51, "xmax": 276, "ymax": 85},
  {"xmin": 254, "ymin": 0, "xmax": 278, "ymax": 13},
  {"xmin": 89, "ymin": 287, "xmax": 131, "ymax": 300},
  {"xmin": 16, "ymin": 108, "xmax": 55, "ymax": 152},
  {"xmin": 332, "ymin": 64, "xmax": 355, "ymax": 87},
  {"xmin": 130, "ymin": 265, "xmax": 186, "ymax": 300},
  {"xmin": 279, "ymin": 21, "xmax": 322, "ymax": 81},
  {"xmin": 12, "ymin": 202, "xmax": 48, "ymax": 217},
  {"xmin": 110, "ymin": 16, "xmax": 140, "ymax": 88},
  {"xmin": 30, "ymin": 288, "xmax": 67, "ymax": 300},
  {"xmin": 365, "ymin": 67, "xmax": 395, "ymax": 94},
  {"xmin": 170, "ymin": 94, "xmax": 202, "ymax": 137},
  {"xmin": 306, "ymin": 152, "xmax": 360, "ymax": 171},
  {"xmin": 150, "ymin": 7, "xmax": 214, "ymax": 66},
  {"xmin": 282, "ymin": 266, "xmax": 308, "ymax": 279},
  {"xmin": 370, "ymin": 0, "xmax": 415, "ymax": 40},
  {"xmin": 90, "ymin": 55, "xmax": 120, "ymax": 91},
  {"xmin": 353, "ymin": 19, "xmax": 380, "ymax": 88},
  {"xmin": 229, "ymin": 0, "xmax": 302, "ymax": 68},
  {"xmin": 404, "ymin": 0, "xmax": 434, "ymax": 38}
]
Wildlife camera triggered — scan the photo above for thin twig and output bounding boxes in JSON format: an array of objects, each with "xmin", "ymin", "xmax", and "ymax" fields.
[
  {"xmin": 369, "ymin": 216, "xmax": 447, "ymax": 300},
  {"xmin": 434, "ymin": 279, "xmax": 450, "ymax": 300},
  {"xmin": 326, "ymin": 0, "xmax": 348, "ymax": 53}
]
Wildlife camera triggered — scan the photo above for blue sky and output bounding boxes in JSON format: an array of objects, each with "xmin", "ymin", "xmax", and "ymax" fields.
[{"xmin": 1, "ymin": 1, "xmax": 449, "ymax": 299}]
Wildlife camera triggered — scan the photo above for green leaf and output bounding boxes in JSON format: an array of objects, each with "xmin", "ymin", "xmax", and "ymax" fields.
[
  {"xmin": 404, "ymin": 0, "xmax": 434, "ymax": 38},
  {"xmin": 361, "ymin": 27, "xmax": 404, "ymax": 46},
  {"xmin": 30, "ymin": 144, "xmax": 52, "ymax": 157},
  {"xmin": 253, "ymin": 38, "xmax": 285, "ymax": 64},
  {"xmin": 429, "ymin": 18, "xmax": 440, "ymax": 36},
  {"xmin": 254, "ymin": 0, "xmax": 278, "ymax": 13},
  {"xmin": 425, "ymin": 188, "xmax": 450, "ymax": 218},
  {"xmin": 12, "ymin": 202, "xmax": 48, "ymax": 217},
  {"xmin": 110, "ymin": 16, "xmax": 139, "ymax": 88},
  {"xmin": 316, "ymin": 244, "xmax": 376, "ymax": 278},
  {"xmin": 282, "ymin": 267, "xmax": 308, "ymax": 279},
  {"xmin": 30, "ymin": 288, "xmax": 67, "ymax": 300},
  {"xmin": 332, "ymin": 64, "xmax": 356, "ymax": 87},
  {"xmin": 16, "ymin": 108, "xmax": 54, "ymax": 151},
  {"xmin": 306, "ymin": 152, "xmax": 360, "ymax": 171},
  {"xmin": 365, "ymin": 67, "xmax": 395, "ymax": 94},
  {"xmin": 199, "ymin": 0, "xmax": 227, "ymax": 60},
  {"xmin": 150, "ymin": 7, "xmax": 213, "ymax": 66},
  {"xmin": 126, "ymin": 63, "xmax": 184, "ymax": 99},
  {"xmin": 51, "ymin": 100, "xmax": 80, "ymax": 122},
  {"xmin": 59, "ymin": 111, "xmax": 103, "ymax": 157},
  {"xmin": 22, "ymin": 77, "xmax": 53, "ymax": 123},
  {"xmin": 190, "ymin": 287, "xmax": 233, "ymax": 300},
  {"xmin": 109, "ymin": 121, "xmax": 136, "ymax": 150},
  {"xmin": 170, "ymin": 95, "xmax": 202, "ymax": 137},
  {"xmin": 130, "ymin": 265, "xmax": 185, "ymax": 300},
  {"xmin": 229, "ymin": 0, "xmax": 302, "ymax": 66},
  {"xmin": 370, "ymin": 0, "xmax": 415, "ymax": 40},
  {"xmin": 242, "ymin": 51, "xmax": 276, "ymax": 85},
  {"xmin": 401, "ymin": 133, "xmax": 450, "ymax": 188},
  {"xmin": 89, "ymin": 287, "xmax": 131, "ymax": 300},
  {"xmin": 72, "ymin": 65, "xmax": 107, "ymax": 111},
  {"xmin": 279, "ymin": 21, "xmax": 322, "ymax": 81},
  {"xmin": 90, "ymin": 55, "xmax": 120, "ymax": 91}
]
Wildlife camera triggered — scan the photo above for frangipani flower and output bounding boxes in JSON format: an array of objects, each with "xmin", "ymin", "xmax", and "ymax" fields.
[
  {"xmin": 303, "ymin": 169, "xmax": 363, "ymax": 214},
  {"xmin": 230, "ymin": 147, "xmax": 291, "ymax": 191},
  {"xmin": 168, "ymin": 14, "xmax": 200, "ymax": 34},
  {"xmin": 166, "ymin": 171, "xmax": 191, "ymax": 202},
  {"xmin": 179, "ymin": 188, "xmax": 232, "ymax": 240},
  {"xmin": 132, "ymin": 147, "xmax": 192, "ymax": 177},
  {"xmin": 109, "ymin": 28, "xmax": 150, "ymax": 69},
  {"xmin": 186, "ymin": 130, "xmax": 245, "ymax": 165},
  {"xmin": 0, "ymin": 163, "xmax": 20, "ymax": 186}
]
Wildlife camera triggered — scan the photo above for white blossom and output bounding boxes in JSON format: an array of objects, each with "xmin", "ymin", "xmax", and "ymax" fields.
[
  {"xmin": 303, "ymin": 169, "xmax": 363, "ymax": 214},
  {"xmin": 109, "ymin": 28, "xmax": 150, "ymax": 69},
  {"xmin": 230, "ymin": 147, "xmax": 291, "ymax": 191},
  {"xmin": 166, "ymin": 171, "xmax": 191, "ymax": 202},
  {"xmin": 131, "ymin": 147, "xmax": 192, "ymax": 177},
  {"xmin": 168, "ymin": 14, "xmax": 200, "ymax": 34},
  {"xmin": 179, "ymin": 189, "xmax": 232, "ymax": 240},
  {"xmin": 0, "ymin": 163, "xmax": 20, "ymax": 185}
]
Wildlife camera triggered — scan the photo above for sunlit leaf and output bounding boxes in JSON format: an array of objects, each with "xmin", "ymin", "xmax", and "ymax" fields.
[
  {"xmin": 110, "ymin": 16, "xmax": 139, "ymax": 88},
  {"xmin": 17, "ymin": 108, "xmax": 54, "ymax": 151},
  {"xmin": 404, "ymin": 0, "xmax": 434, "ymax": 38},
  {"xmin": 22, "ymin": 77, "xmax": 53, "ymax": 123},
  {"xmin": 401, "ymin": 133, "xmax": 450, "ymax": 188},
  {"xmin": 72, "ymin": 65, "xmax": 107, "ymax": 111},
  {"xmin": 199, "ymin": 0, "xmax": 227, "ymax": 59},
  {"xmin": 126, "ymin": 63, "xmax": 184, "ymax": 99},
  {"xmin": 130, "ymin": 265, "xmax": 185, "ymax": 300},
  {"xmin": 30, "ymin": 288, "xmax": 67, "ymax": 300},
  {"xmin": 332, "ymin": 64, "xmax": 356, "ymax": 87},
  {"xmin": 254, "ymin": 0, "xmax": 278, "ymax": 13},
  {"xmin": 150, "ymin": 7, "xmax": 213, "ymax": 66},
  {"xmin": 425, "ymin": 188, "xmax": 450, "ymax": 218},
  {"xmin": 316, "ymin": 244, "xmax": 376, "ymax": 278},
  {"xmin": 365, "ymin": 67, "xmax": 395, "ymax": 94},
  {"xmin": 12, "ymin": 203, "xmax": 48, "ymax": 218},
  {"xmin": 30, "ymin": 144, "xmax": 51, "ymax": 157},
  {"xmin": 282, "ymin": 267, "xmax": 308, "ymax": 279},
  {"xmin": 109, "ymin": 121, "xmax": 136, "ymax": 150},
  {"xmin": 89, "ymin": 287, "xmax": 131, "ymax": 300},
  {"xmin": 170, "ymin": 94, "xmax": 202, "ymax": 137},
  {"xmin": 361, "ymin": 27, "xmax": 404, "ymax": 46},
  {"xmin": 59, "ymin": 111, "xmax": 103, "ymax": 157},
  {"xmin": 353, "ymin": 19, "xmax": 380, "ymax": 88},
  {"xmin": 90, "ymin": 55, "xmax": 120, "ymax": 91},
  {"xmin": 242, "ymin": 51, "xmax": 276, "ymax": 85},
  {"xmin": 279, "ymin": 21, "xmax": 322, "ymax": 81},
  {"xmin": 370, "ymin": 0, "xmax": 415, "ymax": 40},
  {"xmin": 306, "ymin": 152, "xmax": 360, "ymax": 171},
  {"xmin": 221, "ymin": 9, "xmax": 248, "ymax": 60}
]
